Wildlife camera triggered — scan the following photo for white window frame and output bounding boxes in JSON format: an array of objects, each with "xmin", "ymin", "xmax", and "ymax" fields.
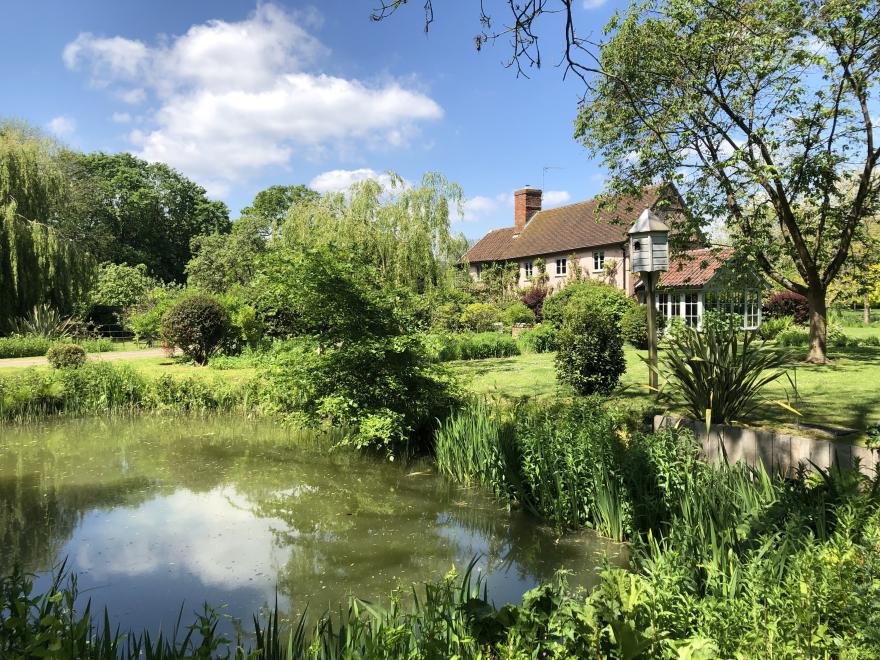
[
  {"xmin": 555, "ymin": 258, "xmax": 567, "ymax": 277},
  {"xmin": 684, "ymin": 293, "xmax": 700, "ymax": 327},
  {"xmin": 592, "ymin": 250, "xmax": 605, "ymax": 272},
  {"xmin": 524, "ymin": 261, "xmax": 533, "ymax": 279}
]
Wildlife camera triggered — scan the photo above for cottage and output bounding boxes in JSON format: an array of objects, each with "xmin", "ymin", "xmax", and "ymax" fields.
[{"xmin": 464, "ymin": 184, "xmax": 763, "ymax": 330}]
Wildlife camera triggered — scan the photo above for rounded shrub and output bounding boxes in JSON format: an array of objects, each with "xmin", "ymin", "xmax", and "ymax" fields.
[
  {"xmin": 543, "ymin": 280, "xmax": 635, "ymax": 329},
  {"xmin": 764, "ymin": 291, "xmax": 809, "ymax": 324},
  {"xmin": 46, "ymin": 343, "xmax": 87, "ymax": 369},
  {"xmin": 459, "ymin": 302, "xmax": 501, "ymax": 332},
  {"xmin": 161, "ymin": 294, "xmax": 230, "ymax": 365},
  {"xmin": 555, "ymin": 301, "xmax": 625, "ymax": 395},
  {"xmin": 500, "ymin": 301, "xmax": 535, "ymax": 327},
  {"xmin": 620, "ymin": 305, "xmax": 649, "ymax": 349}
]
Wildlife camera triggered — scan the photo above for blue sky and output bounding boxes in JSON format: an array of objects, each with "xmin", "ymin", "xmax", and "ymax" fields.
[{"xmin": 1, "ymin": 1, "xmax": 625, "ymax": 239}]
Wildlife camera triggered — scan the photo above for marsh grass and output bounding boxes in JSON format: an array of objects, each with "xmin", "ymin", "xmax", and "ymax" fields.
[{"xmin": 0, "ymin": 361, "xmax": 263, "ymax": 422}]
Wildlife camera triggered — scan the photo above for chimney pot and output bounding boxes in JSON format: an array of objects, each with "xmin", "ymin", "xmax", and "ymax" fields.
[{"xmin": 514, "ymin": 187, "xmax": 542, "ymax": 232}]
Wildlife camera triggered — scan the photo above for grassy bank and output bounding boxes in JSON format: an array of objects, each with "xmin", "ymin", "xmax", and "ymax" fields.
[
  {"xmin": 450, "ymin": 338, "xmax": 880, "ymax": 437},
  {"xmin": 0, "ymin": 361, "xmax": 262, "ymax": 422}
]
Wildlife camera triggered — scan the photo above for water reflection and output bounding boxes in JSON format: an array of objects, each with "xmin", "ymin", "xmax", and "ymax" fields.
[{"xmin": 0, "ymin": 417, "xmax": 624, "ymax": 634}]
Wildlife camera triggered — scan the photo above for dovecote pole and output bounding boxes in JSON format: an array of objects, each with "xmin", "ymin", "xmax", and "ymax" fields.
[{"xmin": 629, "ymin": 209, "xmax": 670, "ymax": 389}]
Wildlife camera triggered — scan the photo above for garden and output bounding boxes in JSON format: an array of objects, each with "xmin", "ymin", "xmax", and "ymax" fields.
[{"xmin": 4, "ymin": 0, "xmax": 880, "ymax": 654}]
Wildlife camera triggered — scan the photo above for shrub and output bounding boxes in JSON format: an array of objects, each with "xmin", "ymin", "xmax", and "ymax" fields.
[
  {"xmin": 701, "ymin": 309, "xmax": 743, "ymax": 333},
  {"xmin": 459, "ymin": 302, "xmax": 501, "ymax": 332},
  {"xmin": 500, "ymin": 301, "xmax": 534, "ymax": 327},
  {"xmin": 46, "ymin": 344, "xmax": 87, "ymax": 369},
  {"xmin": 0, "ymin": 335, "xmax": 52, "ymax": 358},
  {"xmin": 555, "ymin": 302, "xmax": 625, "ymax": 395},
  {"xmin": 620, "ymin": 304, "xmax": 649, "ymax": 348},
  {"xmin": 266, "ymin": 336, "xmax": 457, "ymax": 456},
  {"xmin": 758, "ymin": 314, "xmax": 794, "ymax": 340},
  {"xmin": 775, "ymin": 325, "xmax": 809, "ymax": 347},
  {"xmin": 126, "ymin": 285, "xmax": 184, "ymax": 342},
  {"xmin": 519, "ymin": 284, "xmax": 549, "ymax": 320},
  {"xmin": 656, "ymin": 323, "xmax": 791, "ymax": 424},
  {"xmin": 542, "ymin": 280, "xmax": 635, "ymax": 328},
  {"xmin": 77, "ymin": 337, "xmax": 114, "ymax": 353},
  {"xmin": 161, "ymin": 294, "xmax": 230, "ymax": 365},
  {"xmin": 516, "ymin": 323, "xmax": 557, "ymax": 353},
  {"xmin": 860, "ymin": 334, "xmax": 880, "ymax": 347},
  {"xmin": 764, "ymin": 291, "xmax": 809, "ymax": 324}
]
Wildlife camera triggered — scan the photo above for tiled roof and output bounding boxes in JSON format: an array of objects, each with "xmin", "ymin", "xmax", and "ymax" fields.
[
  {"xmin": 658, "ymin": 247, "xmax": 735, "ymax": 288},
  {"xmin": 464, "ymin": 184, "xmax": 677, "ymax": 262}
]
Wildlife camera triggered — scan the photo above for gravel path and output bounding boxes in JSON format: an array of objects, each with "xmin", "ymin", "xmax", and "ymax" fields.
[{"xmin": 0, "ymin": 347, "xmax": 171, "ymax": 369}]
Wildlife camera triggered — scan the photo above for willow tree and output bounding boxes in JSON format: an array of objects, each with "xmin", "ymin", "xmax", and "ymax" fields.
[
  {"xmin": 281, "ymin": 172, "xmax": 469, "ymax": 294},
  {"xmin": 0, "ymin": 121, "xmax": 94, "ymax": 330},
  {"xmin": 374, "ymin": 0, "xmax": 880, "ymax": 363}
]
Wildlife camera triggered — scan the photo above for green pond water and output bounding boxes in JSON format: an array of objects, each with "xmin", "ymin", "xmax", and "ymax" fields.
[{"xmin": 0, "ymin": 416, "xmax": 625, "ymax": 635}]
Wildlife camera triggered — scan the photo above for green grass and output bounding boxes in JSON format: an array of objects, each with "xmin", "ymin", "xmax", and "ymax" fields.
[{"xmin": 450, "ymin": 329, "xmax": 880, "ymax": 439}]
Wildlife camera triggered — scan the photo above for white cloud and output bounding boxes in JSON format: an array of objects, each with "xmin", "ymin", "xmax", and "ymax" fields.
[
  {"xmin": 47, "ymin": 115, "xmax": 76, "ymax": 136},
  {"xmin": 583, "ymin": 0, "xmax": 607, "ymax": 8},
  {"xmin": 543, "ymin": 190, "xmax": 571, "ymax": 206},
  {"xmin": 309, "ymin": 168, "xmax": 404, "ymax": 193},
  {"xmin": 457, "ymin": 192, "xmax": 511, "ymax": 222},
  {"xmin": 63, "ymin": 4, "xmax": 443, "ymax": 195},
  {"xmin": 111, "ymin": 112, "xmax": 131, "ymax": 123}
]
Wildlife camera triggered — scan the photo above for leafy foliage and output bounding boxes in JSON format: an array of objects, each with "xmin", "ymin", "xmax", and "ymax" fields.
[
  {"xmin": 46, "ymin": 344, "xmax": 87, "ymax": 369},
  {"xmin": 516, "ymin": 323, "xmax": 558, "ymax": 353},
  {"xmin": 764, "ymin": 291, "xmax": 810, "ymax": 324},
  {"xmin": 500, "ymin": 300, "xmax": 534, "ymax": 327},
  {"xmin": 620, "ymin": 304, "xmax": 649, "ymax": 349},
  {"xmin": 87, "ymin": 262, "xmax": 159, "ymax": 309},
  {"xmin": 185, "ymin": 216, "xmax": 267, "ymax": 292},
  {"xmin": 161, "ymin": 294, "xmax": 230, "ymax": 365},
  {"xmin": 542, "ymin": 280, "xmax": 635, "ymax": 329},
  {"xmin": 459, "ymin": 302, "xmax": 500, "ymax": 332},
  {"xmin": 0, "ymin": 336, "xmax": 52, "ymax": 359},
  {"xmin": 257, "ymin": 247, "xmax": 458, "ymax": 454},
  {"xmin": 653, "ymin": 324, "xmax": 791, "ymax": 424},
  {"xmin": 423, "ymin": 332, "xmax": 520, "ymax": 361},
  {"xmin": 55, "ymin": 151, "xmax": 230, "ymax": 282},
  {"xmin": 757, "ymin": 314, "xmax": 794, "ymax": 341},
  {"xmin": 555, "ymin": 301, "xmax": 626, "ymax": 395}
]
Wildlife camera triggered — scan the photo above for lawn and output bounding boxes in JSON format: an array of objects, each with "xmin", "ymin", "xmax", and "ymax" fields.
[{"xmin": 449, "ymin": 331, "xmax": 880, "ymax": 441}]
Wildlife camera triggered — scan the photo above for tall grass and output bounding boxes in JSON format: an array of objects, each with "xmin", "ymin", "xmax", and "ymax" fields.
[
  {"xmin": 422, "ymin": 332, "xmax": 520, "ymax": 362},
  {"xmin": 0, "ymin": 362, "xmax": 263, "ymax": 422}
]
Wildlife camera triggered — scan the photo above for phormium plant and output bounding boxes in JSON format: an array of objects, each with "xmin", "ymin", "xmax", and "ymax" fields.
[{"xmin": 652, "ymin": 323, "xmax": 794, "ymax": 425}]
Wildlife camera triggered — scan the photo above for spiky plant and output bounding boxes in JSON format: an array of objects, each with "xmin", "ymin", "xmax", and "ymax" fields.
[
  {"xmin": 11, "ymin": 304, "xmax": 76, "ymax": 339},
  {"xmin": 651, "ymin": 324, "xmax": 794, "ymax": 425}
]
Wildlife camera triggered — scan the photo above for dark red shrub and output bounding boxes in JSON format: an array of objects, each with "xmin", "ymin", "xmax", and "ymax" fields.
[
  {"xmin": 764, "ymin": 291, "xmax": 809, "ymax": 325},
  {"xmin": 520, "ymin": 285, "xmax": 549, "ymax": 321}
]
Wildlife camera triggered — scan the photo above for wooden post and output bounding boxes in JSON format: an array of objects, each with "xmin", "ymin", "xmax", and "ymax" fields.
[{"xmin": 645, "ymin": 271, "xmax": 659, "ymax": 389}]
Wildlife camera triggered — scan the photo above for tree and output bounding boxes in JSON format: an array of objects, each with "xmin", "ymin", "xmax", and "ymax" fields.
[
  {"xmin": 88, "ymin": 262, "xmax": 160, "ymax": 309},
  {"xmin": 280, "ymin": 172, "xmax": 468, "ymax": 295},
  {"xmin": 0, "ymin": 122, "xmax": 94, "ymax": 330},
  {"xmin": 55, "ymin": 152, "xmax": 230, "ymax": 282},
  {"xmin": 239, "ymin": 184, "xmax": 320, "ymax": 237},
  {"xmin": 186, "ymin": 216, "xmax": 268, "ymax": 292},
  {"xmin": 375, "ymin": 0, "xmax": 880, "ymax": 363}
]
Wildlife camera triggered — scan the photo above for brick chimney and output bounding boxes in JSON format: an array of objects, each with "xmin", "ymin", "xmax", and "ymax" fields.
[{"xmin": 514, "ymin": 187, "xmax": 542, "ymax": 233}]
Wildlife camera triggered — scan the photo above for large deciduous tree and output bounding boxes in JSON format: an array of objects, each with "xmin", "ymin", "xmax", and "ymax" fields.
[
  {"xmin": 56, "ymin": 152, "xmax": 230, "ymax": 282},
  {"xmin": 375, "ymin": 0, "xmax": 880, "ymax": 362}
]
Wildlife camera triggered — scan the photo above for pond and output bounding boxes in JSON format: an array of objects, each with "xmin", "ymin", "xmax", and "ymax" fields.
[{"xmin": 0, "ymin": 416, "xmax": 625, "ymax": 635}]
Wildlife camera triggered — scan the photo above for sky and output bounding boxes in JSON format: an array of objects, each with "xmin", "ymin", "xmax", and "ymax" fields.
[{"xmin": 1, "ymin": 0, "xmax": 627, "ymax": 239}]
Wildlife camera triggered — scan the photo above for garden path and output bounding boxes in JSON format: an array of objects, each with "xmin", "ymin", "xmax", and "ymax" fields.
[{"xmin": 0, "ymin": 347, "xmax": 170, "ymax": 369}]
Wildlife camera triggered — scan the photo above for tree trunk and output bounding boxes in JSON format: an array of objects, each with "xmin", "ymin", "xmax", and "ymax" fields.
[
  {"xmin": 807, "ymin": 287, "xmax": 829, "ymax": 363},
  {"xmin": 865, "ymin": 294, "xmax": 871, "ymax": 325}
]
